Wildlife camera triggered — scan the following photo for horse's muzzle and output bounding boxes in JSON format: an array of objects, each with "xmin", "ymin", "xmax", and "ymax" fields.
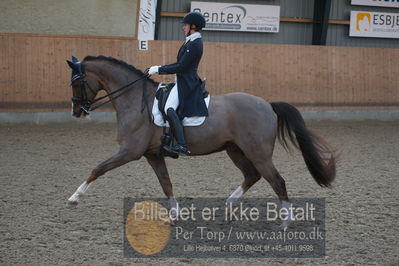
[
  {"xmin": 72, "ymin": 103, "xmax": 90, "ymax": 118},
  {"xmin": 71, "ymin": 97, "xmax": 91, "ymax": 118},
  {"xmin": 72, "ymin": 109, "xmax": 83, "ymax": 118}
]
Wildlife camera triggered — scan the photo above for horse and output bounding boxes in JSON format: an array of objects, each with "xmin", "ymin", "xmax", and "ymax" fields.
[{"xmin": 66, "ymin": 55, "xmax": 336, "ymax": 229}]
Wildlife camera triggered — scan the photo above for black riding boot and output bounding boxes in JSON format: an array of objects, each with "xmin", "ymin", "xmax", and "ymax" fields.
[{"xmin": 164, "ymin": 108, "xmax": 190, "ymax": 155}]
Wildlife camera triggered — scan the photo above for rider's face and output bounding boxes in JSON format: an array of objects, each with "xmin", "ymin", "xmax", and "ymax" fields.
[{"xmin": 183, "ymin": 24, "xmax": 191, "ymax": 36}]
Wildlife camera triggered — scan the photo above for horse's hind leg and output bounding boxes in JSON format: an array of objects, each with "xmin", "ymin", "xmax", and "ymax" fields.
[
  {"xmin": 255, "ymin": 161, "xmax": 288, "ymax": 201},
  {"xmin": 226, "ymin": 144, "xmax": 261, "ymax": 203},
  {"xmin": 229, "ymin": 140, "xmax": 293, "ymax": 229},
  {"xmin": 251, "ymin": 159, "xmax": 294, "ymax": 229}
]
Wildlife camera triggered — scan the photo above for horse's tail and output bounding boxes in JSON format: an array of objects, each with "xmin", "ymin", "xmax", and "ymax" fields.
[{"xmin": 270, "ymin": 102, "xmax": 336, "ymax": 187}]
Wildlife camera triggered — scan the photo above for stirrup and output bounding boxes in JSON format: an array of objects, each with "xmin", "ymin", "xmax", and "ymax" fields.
[{"xmin": 163, "ymin": 144, "xmax": 191, "ymax": 156}]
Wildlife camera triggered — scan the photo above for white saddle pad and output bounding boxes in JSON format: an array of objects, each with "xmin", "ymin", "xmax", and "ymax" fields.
[{"xmin": 152, "ymin": 84, "xmax": 210, "ymax": 127}]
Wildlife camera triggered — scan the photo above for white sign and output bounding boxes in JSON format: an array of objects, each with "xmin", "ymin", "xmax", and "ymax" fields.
[
  {"xmin": 350, "ymin": 11, "xmax": 399, "ymax": 38},
  {"xmin": 191, "ymin": 1, "xmax": 280, "ymax": 33},
  {"xmin": 352, "ymin": 0, "xmax": 399, "ymax": 8},
  {"xmin": 138, "ymin": 0, "xmax": 157, "ymax": 40}
]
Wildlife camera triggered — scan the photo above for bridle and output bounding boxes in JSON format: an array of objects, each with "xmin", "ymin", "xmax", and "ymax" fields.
[
  {"xmin": 70, "ymin": 61, "xmax": 152, "ymax": 119},
  {"xmin": 70, "ymin": 62, "xmax": 96, "ymax": 114}
]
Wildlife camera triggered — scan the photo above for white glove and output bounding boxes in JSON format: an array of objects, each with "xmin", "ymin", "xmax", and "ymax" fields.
[{"xmin": 148, "ymin": 66, "xmax": 159, "ymax": 75}]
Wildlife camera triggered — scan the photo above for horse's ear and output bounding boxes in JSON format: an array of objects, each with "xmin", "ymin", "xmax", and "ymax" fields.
[
  {"xmin": 67, "ymin": 60, "xmax": 75, "ymax": 70},
  {"xmin": 72, "ymin": 56, "xmax": 79, "ymax": 63}
]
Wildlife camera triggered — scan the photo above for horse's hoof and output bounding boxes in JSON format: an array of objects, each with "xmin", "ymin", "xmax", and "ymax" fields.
[
  {"xmin": 67, "ymin": 200, "xmax": 78, "ymax": 207},
  {"xmin": 170, "ymin": 208, "xmax": 180, "ymax": 219},
  {"xmin": 226, "ymin": 198, "xmax": 237, "ymax": 204},
  {"xmin": 168, "ymin": 219, "xmax": 176, "ymax": 226},
  {"xmin": 279, "ymin": 220, "xmax": 291, "ymax": 231},
  {"xmin": 279, "ymin": 224, "xmax": 288, "ymax": 231}
]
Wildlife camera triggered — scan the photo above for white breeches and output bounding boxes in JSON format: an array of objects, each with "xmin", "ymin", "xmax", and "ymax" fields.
[{"xmin": 164, "ymin": 84, "xmax": 179, "ymax": 113}]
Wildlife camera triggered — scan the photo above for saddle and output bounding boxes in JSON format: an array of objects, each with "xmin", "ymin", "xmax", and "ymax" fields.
[
  {"xmin": 155, "ymin": 79, "xmax": 209, "ymax": 159},
  {"xmin": 155, "ymin": 79, "xmax": 209, "ymax": 122}
]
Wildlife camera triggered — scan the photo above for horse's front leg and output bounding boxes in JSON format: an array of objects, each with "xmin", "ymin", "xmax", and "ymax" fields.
[
  {"xmin": 145, "ymin": 155, "xmax": 179, "ymax": 219},
  {"xmin": 68, "ymin": 148, "xmax": 138, "ymax": 205}
]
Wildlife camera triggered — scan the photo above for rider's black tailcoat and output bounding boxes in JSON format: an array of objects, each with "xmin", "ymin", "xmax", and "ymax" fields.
[{"xmin": 159, "ymin": 38, "xmax": 208, "ymax": 117}]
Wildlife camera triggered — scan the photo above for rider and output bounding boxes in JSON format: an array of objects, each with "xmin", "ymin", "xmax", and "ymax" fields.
[{"xmin": 148, "ymin": 12, "xmax": 208, "ymax": 156}]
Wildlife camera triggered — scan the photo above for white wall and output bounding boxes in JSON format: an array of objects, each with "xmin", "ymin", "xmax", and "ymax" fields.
[{"xmin": 0, "ymin": 0, "xmax": 138, "ymax": 37}]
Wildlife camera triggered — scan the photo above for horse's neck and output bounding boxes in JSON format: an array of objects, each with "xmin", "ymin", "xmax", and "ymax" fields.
[{"xmin": 100, "ymin": 70, "xmax": 156, "ymax": 124}]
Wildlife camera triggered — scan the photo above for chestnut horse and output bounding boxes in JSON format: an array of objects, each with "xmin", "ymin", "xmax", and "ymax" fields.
[{"xmin": 67, "ymin": 56, "xmax": 336, "ymax": 229}]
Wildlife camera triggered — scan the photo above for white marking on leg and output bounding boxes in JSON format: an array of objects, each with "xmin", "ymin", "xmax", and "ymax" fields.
[
  {"xmin": 169, "ymin": 196, "xmax": 180, "ymax": 220},
  {"xmin": 68, "ymin": 182, "xmax": 91, "ymax": 203},
  {"xmin": 280, "ymin": 200, "xmax": 295, "ymax": 230},
  {"xmin": 226, "ymin": 186, "xmax": 244, "ymax": 203}
]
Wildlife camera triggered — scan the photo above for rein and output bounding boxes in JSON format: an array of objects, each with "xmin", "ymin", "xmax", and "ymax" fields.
[{"xmin": 87, "ymin": 73, "xmax": 149, "ymax": 112}]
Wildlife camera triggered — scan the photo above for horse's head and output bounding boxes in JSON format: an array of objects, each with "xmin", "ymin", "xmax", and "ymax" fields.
[{"xmin": 66, "ymin": 56, "xmax": 101, "ymax": 118}]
